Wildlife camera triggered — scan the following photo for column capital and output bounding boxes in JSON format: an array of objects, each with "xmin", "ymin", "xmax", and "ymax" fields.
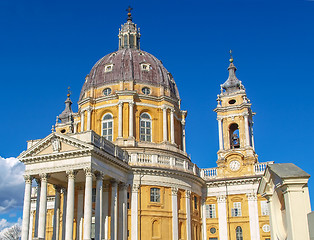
[
  {"xmin": 217, "ymin": 116, "xmax": 223, "ymax": 121},
  {"xmin": 118, "ymin": 102, "xmax": 123, "ymax": 107},
  {"xmin": 80, "ymin": 109, "xmax": 85, "ymax": 114},
  {"xmin": 53, "ymin": 185, "xmax": 62, "ymax": 192},
  {"xmin": 132, "ymin": 184, "xmax": 140, "ymax": 193},
  {"xmin": 111, "ymin": 180, "xmax": 118, "ymax": 187},
  {"xmin": 246, "ymin": 192, "xmax": 257, "ymax": 201},
  {"xmin": 39, "ymin": 173, "xmax": 49, "ymax": 181},
  {"xmin": 162, "ymin": 105, "xmax": 168, "ymax": 110},
  {"xmin": 171, "ymin": 187, "xmax": 179, "ymax": 196},
  {"xmin": 185, "ymin": 190, "xmax": 191, "ymax": 199},
  {"xmin": 84, "ymin": 167, "xmax": 94, "ymax": 177},
  {"xmin": 66, "ymin": 170, "xmax": 78, "ymax": 179},
  {"xmin": 170, "ymin": 108, "xmax": 175, "ymax": 113},
  {"xmin": 119, "ymin": 183, "xmax": 128, "ymax": 191},
  {"xmin": 128, "ymin": 102, "xmax": 134, "ymax": 107},
  {"xmin": 24, "ymin": 175, "xmax": 33, "ymax": 184},
  {"xmin": 94, "ymin": 172, "xmax": 104, "ymax": 180},
  {"xmin": 86, "ymin": 106, "xmax": 93, "ymax": 112},
  {"xmin": 217, "ymin": 195, "xmax": 227, "ymax": 203},
  {"xmin": 104, "ymin": 183, "xmax": 110, "ymax": 192}
]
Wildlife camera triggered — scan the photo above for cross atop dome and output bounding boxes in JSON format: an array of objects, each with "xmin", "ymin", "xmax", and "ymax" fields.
[{"xmin": 126, "ymin": 6, "xmax": 133, "ymax": 22}]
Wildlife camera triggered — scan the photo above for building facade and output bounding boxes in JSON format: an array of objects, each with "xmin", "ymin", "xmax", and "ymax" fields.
[{"xmin": 19, "ymin": 12, "xmax": 272, "ymax": 240}]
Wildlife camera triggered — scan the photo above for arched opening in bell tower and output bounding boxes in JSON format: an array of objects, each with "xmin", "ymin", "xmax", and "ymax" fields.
[{"xmin": 229, "ymin": 123, "xmax": 240, "ymax": 149}]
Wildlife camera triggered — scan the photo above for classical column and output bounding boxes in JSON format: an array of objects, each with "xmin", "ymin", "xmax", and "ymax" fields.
[
  {"xmin": 162, "ymin": 107, "xmax": 168, "ymax": 142},
  {"xmin": 265, "ymin": 196, "xmax": 276, "ymax": 240},
  {"xmin": 95, "ymin": 174, "xmax": 103, "ymax": 240},
  {"xmin": 247, "ymin": 193, "xmax": 260, "ymax": 240},
  {"xmin": 110, "ymin": 181, "xmax": 118, "ymax": 240},
  {"xmin": 201, "ymin": 197, "xmax": 207, "ymax": 240},
  {"xmin": 76, "ymin": 187, "xmax": 84, "ymax": 240},
  {"xmin": 86, "ymin": 107, "xmax": 92, "ymax": 131},
  {"xmin": 73, "ymin": 123, "xmax": 78, "ymax": 134},
  {"xmin": 217, "ymin": 117, "xmax": 224, "ymax": 150},
  {"xmin": 83, "ymin": 168, "xmax": 93, "ymax": 240},
  {"xmin": 217, "ymin": 195, "xmax": 228, "ymax": 240},
  {"xmin": 61, "ymin": 188, "xmax": 67, "ymax": 240},
  {"xmin": 28, "ymin": 211, "xmax": 34, "ymax": 240},
  {"xmin": 128, "ymin": 102, "xmax": 134, "ymax": 138},
  {"xmin": 170, "ymin": 108, "xmax": 175, "ymax": 144},
  {"xmin": 34, "ymin": 179, "xmax": 41, "ymax": 238},
  {"xmin": 118, "ymin": 102, "xmax": 123, "ymax": 138},
  {"xmin": 171, "ymin": 187, "xmax": 179, "ymax": 240},
  {"xmin": 251, "ymin": 126, "xmax": 255, "ymax": 150},
  {"xmin": 181, "ymin": 120, "xmax": 186, "ymax": 152},
  {"xmin": 21, "ymin": 175, "xmax": 32, "ymax": 240},
  {"xmin": 122, "ymin": 184, "xmax": 128, "ymax": 240},
  {"xmin": 118, "ymin": 184, "xmax": 124, "ymax": 240},
  {"xmin": 185, "ymin": 191, "xmax": 191, "ymax": 240},
  {"xmin": 80, "ymin": 111, "xmax": 85, "ymax": 132},
  {"xmin": 52, "ymin": 186, "xmax": 61, "ymax": 240},
  {"xmin": 65, "ymin": 170, "xmax": 77, "ymax": 240},
  {"xmin": 38, "ymin": 174, "xmax": 48, "ymax": 240},
  {"xmin": 244, "ymin": 114, "xmax": 250, "ymax": 147},
  {"xmin": 103, "ymin": 184, "xmax": 110, "ymax": 240},
  {"xmin": 131, "ymin": 184, "xmax": 139, "ymax": 240}
]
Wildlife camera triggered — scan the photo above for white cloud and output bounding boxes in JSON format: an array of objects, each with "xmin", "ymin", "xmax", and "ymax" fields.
[{"xmin": 0, "ymin": 157, "xmax": 25, "ymax": 214}]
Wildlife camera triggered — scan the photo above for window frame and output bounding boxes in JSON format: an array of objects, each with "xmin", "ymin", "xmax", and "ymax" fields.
[
  {"xmin": 232, "ymin": 202, "xmax": 242, "ymax": 217},
  {"xmin": 101, "ymin": 113, "xmax": 114, "ymax": 141},
  {"xmin": 206, "ymin": 204, "xmax": 216, "ymax": 218},
  {"xmin": 140, "ymin": 113, "xmax": 152, "ymax": 142},
  {"xmin": 261, "ymin": 201, "xmax": 269, "ymax": 216},
  {"xmin": 150, "ymin": 187, "xmax": 161, "ymax": 203}
]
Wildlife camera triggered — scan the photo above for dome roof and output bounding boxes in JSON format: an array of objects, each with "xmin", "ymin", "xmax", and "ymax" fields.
[{"xmin": 79, "ymin": 48, "xmax": 179, "ymax": 101}]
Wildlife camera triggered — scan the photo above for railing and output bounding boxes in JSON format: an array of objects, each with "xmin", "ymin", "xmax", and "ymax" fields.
[
  {"xmin": 201, "ymin": 167, "xmax": 218, "ymax": 178},
  {"xmin": 128, "ymin": 153, "xmax": 199, "ymax": 176},
  {"xmin": 254, "ymin": 161, "xmax": 274, "ymax": 175},
  {"xmin": 200, "ymin": 161, "xmax": 274, "ymax": 179}
]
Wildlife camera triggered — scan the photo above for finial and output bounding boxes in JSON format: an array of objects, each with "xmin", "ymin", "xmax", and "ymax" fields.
[
  {"xmin": 229, "ymin": 50, "xmax": 234, "ymax": 63},
  {"xmin": 51, "ymin": 125, "xmax": 55, "ymax": 133},
  {"xmin": 126, "ymin": 6, "xmax": 133, "ymax": 21},
  {"xmin": 67, "ymin": 86, "xmax": 71, "ymax": 98}
]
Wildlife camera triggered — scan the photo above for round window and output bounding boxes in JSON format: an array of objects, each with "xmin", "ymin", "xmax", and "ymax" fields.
[
  {"xmin": 262, "ymin": 224, "xmax": 270, "ymax": 232},
  {"xmin": 229, "ymin": 99, "xmax": 236, "ymax": 104},
  {"xmin": 142, "ymin": 87, "xmax": 151, "ymax": 95},
  {"xmin": 210, "ymin": 227, "xmax": 216, "ymax": 234},
  {"xmin": 103, "ymin": 88, "xmax": 112, "ymax": 96}
]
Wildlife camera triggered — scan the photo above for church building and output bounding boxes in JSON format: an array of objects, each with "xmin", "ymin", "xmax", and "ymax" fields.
[{"xmin": 19, "ymin": 10, "xmax": 275, "ymax": 240}]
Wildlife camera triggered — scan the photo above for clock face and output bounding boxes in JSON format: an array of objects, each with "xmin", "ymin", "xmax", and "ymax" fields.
[{"xmin": 229, "ymin": 160, "xmax": 241, "ymax": 171}]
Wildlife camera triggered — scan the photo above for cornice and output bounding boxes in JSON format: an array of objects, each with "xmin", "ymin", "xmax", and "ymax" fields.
[
  {"xmin": 205, "ymin": 175, "xmax": 261, "ymax": 187},
  {"xmin": 214, "ymin": 103, "xmax": 251, "ymax": 113}
]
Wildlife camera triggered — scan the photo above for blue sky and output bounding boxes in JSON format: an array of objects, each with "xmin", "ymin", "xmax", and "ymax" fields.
[{"xmin": 0, "ymin": 0, "xmax": 314, "ymax": 225}]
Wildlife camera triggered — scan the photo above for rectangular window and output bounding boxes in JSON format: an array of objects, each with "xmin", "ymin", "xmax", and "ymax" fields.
[
  {"xmin": 206, "ymin": 204, "xmax": 216, "ymax": 218},
  {"xmin": 150, "ymin": 188, "xmax": 160, "ymax": 202},
  {"xmin": 194, "ymin": 196, "xmax": 198, "ymax": 209},
  {"xmin": 261, "ymin": 201, "xmax": 269, "ymax": 216},
  {"xmin": 231, "ymin": 202, "xmax": 242, "ymax": 217}
]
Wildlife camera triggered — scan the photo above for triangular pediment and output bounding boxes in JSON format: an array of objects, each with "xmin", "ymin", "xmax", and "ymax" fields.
[{"xmin": 18, "ymin": 132, "xmax": 92, "ymax": 160}]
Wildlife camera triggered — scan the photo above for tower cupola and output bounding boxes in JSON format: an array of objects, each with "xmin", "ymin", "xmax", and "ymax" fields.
[
  {"xmin": 221, "ymin": 51, "xmax": 244, "ymax": 94},
  {"xmin": 118, "ymin": 7, "xmax": 141, "ymax": 50}
]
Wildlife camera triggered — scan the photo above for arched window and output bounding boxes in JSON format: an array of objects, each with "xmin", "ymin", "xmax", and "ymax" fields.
[
  {"xmin": 102, "ymin": 113, "xmax": 113, "ymax": 141},
  {"xmin": 140, "ymin": 113, "xmax": 152, "ymax": 142},
  {"xmin": 152, "ymin": 220, "xmax": 160, "ymax": 237},
  {"xmin": 236, "ymin": 226, "xmax": 243, "ymax": 240},
  {"xmin": 229, "ymin": 123, "xmax": 240, "ymax": 149}
]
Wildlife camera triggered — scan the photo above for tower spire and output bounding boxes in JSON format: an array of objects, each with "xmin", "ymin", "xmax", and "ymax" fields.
[
  {"xmin": 118, "ymin": 7, "xmax": 141, "ymax": 50},
  {"xmin": 221, "ymin": 50, "xmax": 243, "ymax": 94}
]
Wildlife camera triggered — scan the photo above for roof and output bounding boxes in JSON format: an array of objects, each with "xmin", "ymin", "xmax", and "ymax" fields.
[
  {"xmin": 268, "ymin": 163, "xmax": 310, "ymax": 179},
  {"xmin": 79, "ymin": 48, "xmax": 180, "ymax": 100}
]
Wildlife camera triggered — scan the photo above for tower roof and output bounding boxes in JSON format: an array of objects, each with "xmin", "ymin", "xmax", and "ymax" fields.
[{"xmin": 221, "ymin": 53, "xmax": 242, "ymax": 94}]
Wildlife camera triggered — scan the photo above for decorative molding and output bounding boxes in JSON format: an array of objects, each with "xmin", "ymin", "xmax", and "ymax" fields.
[
  {"xmin": 185, "ymin": 190, "xmax": 191, "ymax": 199},
  {"xmin": 246, "ymin": 192, "xmax": 257, "ymax": 201},
  {"xmin": 24, "ymin": 175, "xmax": 33, "ymax": 184},
  {"xmin": 84, "ymin": 167, "xmax": 94, "ymax": 177},
  {"xmin": 132, "ymin": 184, "xmax": 139, "ymax": 193},
  {"xmin": 217, "ymin": 195, "xmax": 227, "ymax": 203},
  {"xmin": 66, "ymin": 170, "xmax": 78, "ymax": 179}
]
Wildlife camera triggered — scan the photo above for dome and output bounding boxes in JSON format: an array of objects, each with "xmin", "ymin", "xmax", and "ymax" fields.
[{"xmin": 79, "ymin": 48, "xmax": 179, "ymax": 100}]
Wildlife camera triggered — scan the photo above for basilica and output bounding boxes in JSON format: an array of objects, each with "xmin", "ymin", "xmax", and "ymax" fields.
[{"xmin": 19, "ymin": 10, "xmax": 291, "ymax": 240}]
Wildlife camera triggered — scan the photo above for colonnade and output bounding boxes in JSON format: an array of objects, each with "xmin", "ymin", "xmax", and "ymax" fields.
[
  {"xmin": 78, "ymin": 103, "xmax": 187, "ymax": 151},
  {"xmin": 21, "ymin": 168, "xmax": 128, "ymax": 240}
]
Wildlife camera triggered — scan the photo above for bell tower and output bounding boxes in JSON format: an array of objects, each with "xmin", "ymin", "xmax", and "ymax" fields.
[{"xmin": 214, "ymin": 52, "xmax": 258, "ymax": 176}]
